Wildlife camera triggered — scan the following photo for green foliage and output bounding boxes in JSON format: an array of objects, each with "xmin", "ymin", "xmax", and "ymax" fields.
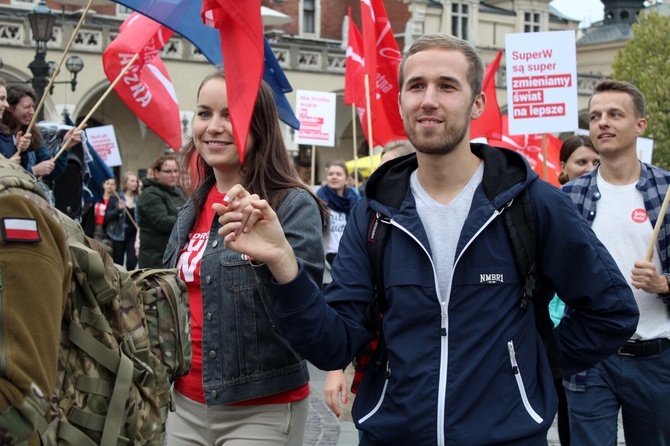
[{"xmin": 611, "ymin": 13, "xmax": 670, "ymax": 169}]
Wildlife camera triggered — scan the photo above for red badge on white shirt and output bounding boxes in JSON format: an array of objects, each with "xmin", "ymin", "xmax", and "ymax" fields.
[
  {"xmin": 1, "ymin": 218, "xmax": 41, "ymax": 242},
  {"xmin": 631, "ymin": 208, "xmax": 648, "ymax": 223}
]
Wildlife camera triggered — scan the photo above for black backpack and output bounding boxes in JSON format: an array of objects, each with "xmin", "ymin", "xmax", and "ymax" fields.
[{"xmin": 354, "ymin": 188, "xmax": 561, "ymax": 390}]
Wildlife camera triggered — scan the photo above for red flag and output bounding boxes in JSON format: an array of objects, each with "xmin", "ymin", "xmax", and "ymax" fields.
[
  {"xmin": 202, "ymin": 0, "xmax": 263, "ymax": 165},
  {"xmin": 488, "ymin": 115, "xmax": 562, "ymax": 187},
  {"xmin": 470, "ymin": 51, "xmax": 503, "ymax": 141},
  {"xmin": 344, "ymin": 10, "xmax": 365, "ymax": 107},
  {"xmin": 360, "ymin": 0, "xmax": 406, "ymax": 147},
  {"xmin": 102, "ymin": 13, "xmax": 181, "ymax": 151}
]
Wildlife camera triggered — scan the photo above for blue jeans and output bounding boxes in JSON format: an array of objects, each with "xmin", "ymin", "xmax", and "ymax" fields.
[{"xmin": 565, "ymin": 348, "xmax": 670, "ymax": 446}]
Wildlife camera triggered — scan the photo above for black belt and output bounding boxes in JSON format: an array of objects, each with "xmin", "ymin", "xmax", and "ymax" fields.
[{"xmin": 617, "ymin": 338, "xmax": 670, "ymax": 357}]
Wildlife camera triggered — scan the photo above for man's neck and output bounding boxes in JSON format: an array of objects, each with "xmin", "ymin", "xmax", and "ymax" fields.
[
  {"xmin": 599, "ymin": 151, "xmax": 641, "ymax": 186},
  {"xmin": 415, "ymin": 144, "xmax": 481, "ymax": 205}
]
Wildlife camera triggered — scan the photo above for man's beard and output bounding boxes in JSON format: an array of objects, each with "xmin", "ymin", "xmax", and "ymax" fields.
[{"xmin": 404, "ymin": 104, "xmax": 472, "ymax": 156}]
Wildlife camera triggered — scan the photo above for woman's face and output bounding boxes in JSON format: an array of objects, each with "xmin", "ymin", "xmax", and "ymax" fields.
[
  {"xmin": 0, "ymin": 86, "xmax": 8, "ymax": 117},
  {"xmin": 10, "ymin": 95, "xmax": 35, "ymax": 127},
  {"xmin": 193, "ymin": 77, "xmax": 255, "ymax": 172},
  {"xmin": 125, "ymin": 174, "xmax": 138, "ymax": 192},
  {"xmin": 102, "ymin": 179, "xmax": 116, "ymax": 195},
  {"xmin": 326, "ymin": 165, "xmax": 348, "ymax": 193},
  {"xmin": 561, "ymin": 146, "xmax": 600, "ymax": 182},
  {"xmin": 154, "ymin": 160, "xmax": 180, "ymax": 187}
]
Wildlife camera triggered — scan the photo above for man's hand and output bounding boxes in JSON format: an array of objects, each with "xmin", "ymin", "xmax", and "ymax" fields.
[
  {"xmin": 214, "ymin": 184, "xmax": 299, "ymax": 283},
  {"xmin": 631, "ymin": 259, "xmax": 668, "ymax": 294}
]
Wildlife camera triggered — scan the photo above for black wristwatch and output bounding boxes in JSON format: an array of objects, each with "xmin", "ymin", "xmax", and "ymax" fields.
[{"xmin": 660, "ymin": 273, "xmax": 670, "ymax": 297}]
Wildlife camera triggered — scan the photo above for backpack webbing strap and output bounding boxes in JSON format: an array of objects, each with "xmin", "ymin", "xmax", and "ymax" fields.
[
  {"xmin": 69, "ymin": 240, "xmax": 118, "ymax": 305},
  {"xmin": 363, "ymin": 212, "xmax": 391, "ymax": 375},
  {"xmin": 500, "ymin": 190, "xmax": 536, "ymax": 310},
  {"xmin": 48, "ymin": 420, "xmax": 99, "ymax": 446},
  {"xmin": 68, "ymin": 324, "xmax": 134, "ymax": 445},
  {"xmin": 501, "ymin": 189, "xmax": 563, "ymax": 379}
]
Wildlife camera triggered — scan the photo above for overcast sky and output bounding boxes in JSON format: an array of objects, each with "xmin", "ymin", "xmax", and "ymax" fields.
[{"xmin": 550, "ymin": 0, "xmax": 605, "ymax": 26}]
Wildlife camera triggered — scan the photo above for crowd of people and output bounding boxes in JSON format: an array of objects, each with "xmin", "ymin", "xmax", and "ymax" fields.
[{"xmin": 2, "ymin": 30, "xmax": 670, "ymax": 446}]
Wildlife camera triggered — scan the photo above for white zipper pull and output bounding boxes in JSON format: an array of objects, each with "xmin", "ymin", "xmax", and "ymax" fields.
[
  {"xmin": 508, "ymin": 341, "xmax": 519, "ymax": 374},
  {"xmin": 440, "ymin": 301, "xmax": 448, "ymax": 336}
]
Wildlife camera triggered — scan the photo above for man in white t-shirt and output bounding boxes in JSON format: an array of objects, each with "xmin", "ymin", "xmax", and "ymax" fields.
[{"xmin": 562, "ymin": 79, "xmax": 670, "ymax": 445}]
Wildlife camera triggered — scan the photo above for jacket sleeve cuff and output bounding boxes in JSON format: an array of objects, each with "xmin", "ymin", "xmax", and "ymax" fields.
[{"xmin": 274, "ymin": 261, "xmax": 320, "ymax": 311}]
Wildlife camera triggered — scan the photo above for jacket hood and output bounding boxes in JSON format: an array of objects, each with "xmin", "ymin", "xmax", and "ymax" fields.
[{"xmin": 365, "ymin": 143, "xmax": 538, "ymax": 213}]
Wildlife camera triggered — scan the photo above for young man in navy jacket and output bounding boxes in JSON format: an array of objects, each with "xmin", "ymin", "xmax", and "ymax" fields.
[{"xmin": 215, "ymin": 34, "xmax": 639, "ymax": 445}]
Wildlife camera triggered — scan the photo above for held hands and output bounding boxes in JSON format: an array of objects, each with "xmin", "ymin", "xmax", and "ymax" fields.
[
  {"xmin": 631, "ymin": 259, "xmax": 668, "ymax": 294},
  {"xmin": 214, "ymin": 184, "xmax": 298, "ymax": 283}
]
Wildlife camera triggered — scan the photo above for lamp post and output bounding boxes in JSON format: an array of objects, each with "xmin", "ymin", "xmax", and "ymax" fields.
[
  {"xmin": 27, "ymin": 1, "xmax": 55, "ymax": 122},
  {"xmin": 26, "ymin": 1, "xmax": 84, "ymax": 122}
]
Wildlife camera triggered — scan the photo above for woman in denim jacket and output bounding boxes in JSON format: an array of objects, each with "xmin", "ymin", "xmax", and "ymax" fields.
[{"xmin": 163, "ymin": 71, "xmax": 327, "ymax": 446}]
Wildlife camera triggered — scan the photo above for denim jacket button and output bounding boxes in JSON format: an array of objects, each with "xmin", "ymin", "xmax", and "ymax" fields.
[
  {"xmin": 205, "ymin": 275, "xmax": 211, "ymax": 284},
  {"xmin": 206, "ymin": 312, "xmax": 213, "ymax": 321},
  {"xmin": 209, "ymin": 350, "xmax": 217, "ymax": 358},
  {"xmin": 210, "ymin": 390, "xmax": 217, "ymax": 399},
  {"xmin": 212, "ymin": 240, "xmax": 218, "ymax": 248}
]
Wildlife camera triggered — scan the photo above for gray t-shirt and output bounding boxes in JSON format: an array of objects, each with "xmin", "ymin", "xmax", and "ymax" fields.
[{"xmin": 410, "ymin": 162, "xmax": 484, "ymax": 299}]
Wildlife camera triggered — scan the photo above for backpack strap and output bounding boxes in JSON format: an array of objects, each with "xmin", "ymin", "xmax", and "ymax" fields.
[
  {"xmin": 501, "ymin": 188, "xmax": 562, "ymax": 379},
  {"xmin": 363, "ymin": 212, "xmax": 391, "ymax": 375}
]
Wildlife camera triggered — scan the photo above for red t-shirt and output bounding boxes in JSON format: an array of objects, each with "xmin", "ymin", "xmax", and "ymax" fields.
[
  {"xmin": 94, "ymin": 198, "xmax": 109, "ymax": 226},
  {"xmin": 175, "ymin": 186, "xmax": 308, "ymax": 405}
]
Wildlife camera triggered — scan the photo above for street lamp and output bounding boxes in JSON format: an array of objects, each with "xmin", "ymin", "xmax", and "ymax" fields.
[{"xmin": 26, "ymin": 1, "xmax": 84, "ymax": 121}]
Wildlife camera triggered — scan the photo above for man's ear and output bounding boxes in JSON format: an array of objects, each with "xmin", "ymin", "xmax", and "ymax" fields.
[
  {"xmin": 635, "ymin": 117, "xmax": 647, "ymax": 137},
  {"xmin": 470, "ymin": 92, "xmax": 486, "ymax": 120}
]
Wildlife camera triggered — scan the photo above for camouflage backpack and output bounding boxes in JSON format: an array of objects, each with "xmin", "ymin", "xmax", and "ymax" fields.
[
  {"xmin": 0, "ymin": 160, "xmax": 191, "ymax": 445},
  {"xmin": 131, "ymin": 268, "xmax": 191, "ymax": 380}
]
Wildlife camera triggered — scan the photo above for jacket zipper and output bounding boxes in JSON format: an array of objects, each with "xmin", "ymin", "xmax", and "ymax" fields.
[
  {"xmin": 358, "ymin": 361, "xmax": 391, "ymax": 424},
  {"xmin": 507, "ymin": 341, "xmax": 543, "ymax": 424}
]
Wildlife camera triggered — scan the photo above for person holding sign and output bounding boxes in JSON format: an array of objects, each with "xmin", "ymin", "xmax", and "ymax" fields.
[
  {"xmin": 562, "ymin": 79, "xmax": 670, "ymax": 445},
  {"xmin": 163, "ymin": 71, "xmax": 326, "ymax": 446},
  {"xmin": 213, "ymin": 34, "xmax": 638, "ymax": 445}
]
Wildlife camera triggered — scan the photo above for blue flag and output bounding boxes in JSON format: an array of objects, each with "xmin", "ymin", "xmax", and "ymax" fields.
[{"xmin": 110, "ymin": 0, "xmax": 300, "ymax": 129}]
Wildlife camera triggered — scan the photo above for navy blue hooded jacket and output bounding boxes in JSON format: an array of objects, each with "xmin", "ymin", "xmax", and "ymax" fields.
[{"xmin": 274, "ymin": 144, "xmax": 638, "ymax": 445}]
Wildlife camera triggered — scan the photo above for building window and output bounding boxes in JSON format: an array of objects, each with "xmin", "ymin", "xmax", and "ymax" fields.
[
  {"xmin": 451, "ymin": 2, "xmax": 469, "ymax": 40},
  {"xmin": 303, "ymin": 0, "xmax": 316, "ymax": 34},
  {"xmin": 117, "ymin": 5, "xmax": 133, "ymax": 15},
  {"xmin": 524, "ymin": 12, "xmax": 541, "ymax": 33}
]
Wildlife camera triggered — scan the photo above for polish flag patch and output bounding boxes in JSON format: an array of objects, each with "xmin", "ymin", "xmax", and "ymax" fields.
[{"xmin": 1, "ymin": 218, "xmax": 41, "ymax": 243}]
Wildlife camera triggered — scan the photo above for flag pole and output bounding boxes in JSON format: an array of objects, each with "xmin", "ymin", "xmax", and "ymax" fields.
[
  {"xmin": 541, "ymin": 133, "xmax": 548, "ymax": 181},
  {"xmin": 27, "ymin": 0, "xmax": 96, "ymax": 135},
  {"xmin": 53, "ymin": 53, "xmax": 140, "ymax": 162},
  {"xmin": 352, "ymin": 103, "xmax": 359, "ymax": 193},
  {"xmin": 646, "ymin": 190, "xmax": 670, "ymax": 261},
  {"xmin": 310, "ymin": 145, "xmax": 316, "ymax": 187},
  {"xmin": 112, "ymin": 191, "xmax": 139, "ymax": 230},
  {"xmin": 364, "ymin": 74, "xmax": 374, "ymax": 173}
]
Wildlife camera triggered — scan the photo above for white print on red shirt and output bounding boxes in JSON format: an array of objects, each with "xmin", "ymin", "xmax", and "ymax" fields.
[
  {"xmin": 176, "ymin": 232, "xmax": 209, "ymax": 283},
  {"xmin": 631, "ymin": 208, "xmax": 648, "ymax": 224}
]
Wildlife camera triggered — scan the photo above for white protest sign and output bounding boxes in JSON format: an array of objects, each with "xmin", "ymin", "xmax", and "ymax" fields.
[
  {"xmin": 637, "ymin": 137, "xmax": 654, "ymax": 164},
  {"xmin": 86, "ymin": 125, "xmax": 122, "ymax": 167},
  {"xmin": 506, "ymin": 30, "xmax": 578, "ymax": 135},
  {"xmin": 294, "ymin": 90, "xmax": 337, "ymax": 147}
]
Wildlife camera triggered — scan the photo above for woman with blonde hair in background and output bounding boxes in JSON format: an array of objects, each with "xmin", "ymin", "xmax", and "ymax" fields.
[{"xmin": 104, "ymin": 171, "xmax": 141, "ymax": 268}]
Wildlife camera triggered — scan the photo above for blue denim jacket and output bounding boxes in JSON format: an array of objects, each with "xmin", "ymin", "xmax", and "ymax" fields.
[{"xmin": 164, "ymin": 176, "xmax": 325, "ymax": 405}]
